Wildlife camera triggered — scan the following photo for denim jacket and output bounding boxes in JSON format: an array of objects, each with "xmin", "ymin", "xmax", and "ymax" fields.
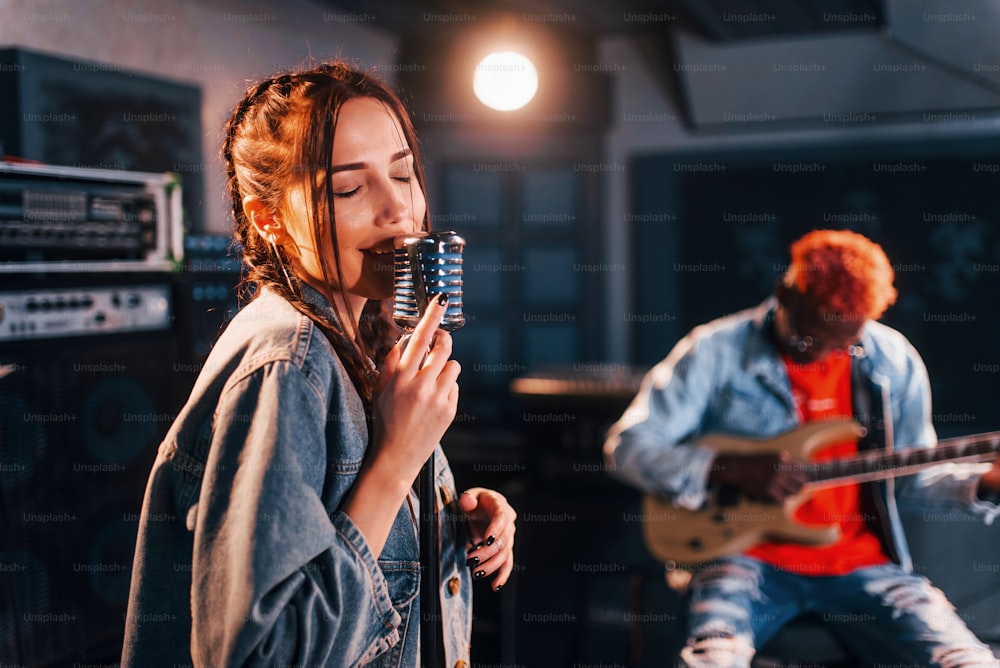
[
  {"xmin": 605, "ymin": 298, "xmax": 999, "ymax": 571},
  {"xmin": 121, "ymin": 284, "xmax": 472, "ymax": 667}
]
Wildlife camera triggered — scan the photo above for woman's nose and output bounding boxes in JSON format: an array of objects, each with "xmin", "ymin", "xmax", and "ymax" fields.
[{"xmin": 376, "ymin": 177, "xmax": 414, "ymax": 227}]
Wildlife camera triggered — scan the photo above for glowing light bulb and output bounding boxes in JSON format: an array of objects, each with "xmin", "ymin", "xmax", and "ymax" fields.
[{"xmin": 473, "ymin": 51, "xmax": 538, "ymax": 112}]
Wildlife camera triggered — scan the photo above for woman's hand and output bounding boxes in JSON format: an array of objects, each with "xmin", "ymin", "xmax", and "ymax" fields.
[
  {"xmin": 459, "ymin": 488, "xmax": 517, "ymax": 592},
  {"xmin": 344, "ymin": 295, "xmax": 460, "ymax": 556},
  {"xmin": 369, "ymin": 294, "xmax": 461, "ymax": 486}
]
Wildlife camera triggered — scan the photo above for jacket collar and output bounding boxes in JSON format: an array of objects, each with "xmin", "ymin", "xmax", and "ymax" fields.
[
  {"xmin": 298, "ymin": 282, "xmax": 340, "ymax": 325},
  {"xmin": 743, "ymin": 297, "xmax": 783, "ymax": 377}
]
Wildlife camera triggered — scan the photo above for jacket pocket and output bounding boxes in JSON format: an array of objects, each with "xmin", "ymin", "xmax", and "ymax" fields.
[
  {"xmin": 378, "ymin": 559, "xmax": 420, "ymax": 608},
  {"xmin": 160, "ymin": 441, "xmax": 206, "ymax": 532},
  {"xmin": 711, "ymin": 382, "xmax": 790, "ymax": 436}
]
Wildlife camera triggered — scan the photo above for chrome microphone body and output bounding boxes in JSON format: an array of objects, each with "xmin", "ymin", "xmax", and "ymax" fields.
[{"xmin": 392, "ymin": 231, "xmax": 465, "ymax": 332}]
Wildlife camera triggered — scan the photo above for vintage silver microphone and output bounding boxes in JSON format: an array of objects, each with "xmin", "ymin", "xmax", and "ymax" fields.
[
  {"xmin": 392, "ymin": 230, "xmax": 465, "ymax": 668},
  {"xmin": 392, "ymin": 230, "xmax": 465, "ymax": 334}
]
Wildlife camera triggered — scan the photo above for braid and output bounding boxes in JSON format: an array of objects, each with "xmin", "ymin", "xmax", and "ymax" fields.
[{"xmin": 221, "ymin": 62, "xmax": 420, "ymax": 409}]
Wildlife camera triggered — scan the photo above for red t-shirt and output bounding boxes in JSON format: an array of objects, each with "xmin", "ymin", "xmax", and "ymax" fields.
[{"xmin": 745, "ymin": 350, "xmax": 889, "ymax": 575}]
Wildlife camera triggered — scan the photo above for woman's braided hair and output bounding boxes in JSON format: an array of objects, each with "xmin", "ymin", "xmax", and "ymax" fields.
[{"xmin": 221, "ymin": 61, "xmax": 430, "ymax": 408}]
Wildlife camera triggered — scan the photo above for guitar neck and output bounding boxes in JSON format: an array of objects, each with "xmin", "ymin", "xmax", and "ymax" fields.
[{"xmin": 805, "ymin": 430, "xmax": 1000, "ymax": 489}]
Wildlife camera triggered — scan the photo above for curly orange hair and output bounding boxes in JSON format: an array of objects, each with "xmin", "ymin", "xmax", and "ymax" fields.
[{"xmin": 784, "ymin": 229, "xmax": 897, "ymax": 320}]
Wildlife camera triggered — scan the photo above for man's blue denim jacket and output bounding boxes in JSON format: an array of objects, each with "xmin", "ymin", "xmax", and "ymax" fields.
[
  {"xmin": 605, "ymin": 298, "xmax": 999, "ymax": 571},
  {"xmin": 121, "ymin": 285, "xmax": 472, "ymax": 667}
]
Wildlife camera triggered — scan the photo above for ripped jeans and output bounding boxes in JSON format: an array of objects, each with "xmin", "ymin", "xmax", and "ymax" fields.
[{"xmin": 680, "ymin": 556, "xmax": 999, "ymax": 668}]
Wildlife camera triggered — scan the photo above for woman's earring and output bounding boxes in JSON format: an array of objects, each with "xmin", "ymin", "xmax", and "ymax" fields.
[{"xmin": 267, "ymin": 229, "xmax": 296, "ymax": 293}]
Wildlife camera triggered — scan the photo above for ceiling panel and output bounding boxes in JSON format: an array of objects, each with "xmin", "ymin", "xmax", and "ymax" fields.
[
  {"xmin": 322, "ymin": 0, "xmax": 886, "ymax": 39},
  {"xmin": 320, "ymin": 0, "xmax": 1000, "ymax": 131}
]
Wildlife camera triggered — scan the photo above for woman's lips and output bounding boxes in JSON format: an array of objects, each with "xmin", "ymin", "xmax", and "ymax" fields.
[{"xmin": 362, "ymin": 246, "xmax": 395, "ymax": 277}]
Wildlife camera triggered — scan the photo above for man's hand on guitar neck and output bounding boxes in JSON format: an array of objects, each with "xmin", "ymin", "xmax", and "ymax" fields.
[{"xmin": 708, "ymin": 452, "xmax": 808, "ymax": 504}]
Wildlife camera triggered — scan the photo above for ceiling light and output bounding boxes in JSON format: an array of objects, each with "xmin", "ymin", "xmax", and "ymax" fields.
[{"xmin": 472, "ymin": 51, "xmax": 538, "ymax": 112}]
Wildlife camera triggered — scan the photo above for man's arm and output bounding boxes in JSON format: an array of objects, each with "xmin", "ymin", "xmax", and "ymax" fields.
[{"xmin": 604, "ymin": 330, "xmax": 720, "ymax": 510}]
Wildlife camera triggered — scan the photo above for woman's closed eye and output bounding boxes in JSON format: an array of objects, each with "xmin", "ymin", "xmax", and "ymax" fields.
[
  {"xmin": 333, "ymin": 185, "xmax": 361, "ymax": 199},
  {"xmin": 390, "ymin": 153, "xmax": 415, "ymax": 183}
]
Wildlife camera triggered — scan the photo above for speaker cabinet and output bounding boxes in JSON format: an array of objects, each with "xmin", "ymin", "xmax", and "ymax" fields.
[
  {"xmin": 0, "ymin": 275, "xmax": 190, "ymax": 665},
  {"xmin": 0, "ymin": 48, "xmax": 204, "ymax": 232}
]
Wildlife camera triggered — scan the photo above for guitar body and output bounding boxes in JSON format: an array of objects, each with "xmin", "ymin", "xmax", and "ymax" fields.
[{"xmin": 642, "ymin": 419, "xmax": 866, "ymax": 565}]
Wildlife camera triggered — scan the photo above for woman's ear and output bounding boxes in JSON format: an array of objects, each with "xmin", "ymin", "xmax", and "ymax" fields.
[{"xmin": 243, "ymin": 196, "xmax": 285, "ymax": 244}]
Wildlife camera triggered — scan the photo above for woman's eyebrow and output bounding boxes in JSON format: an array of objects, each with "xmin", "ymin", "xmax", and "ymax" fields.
[{"xmin": 329, "ymin": 149, "xmax": 412, "ymax": 174}]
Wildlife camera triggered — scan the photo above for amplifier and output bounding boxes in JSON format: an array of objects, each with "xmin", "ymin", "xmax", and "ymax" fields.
[
  {"xmin": 0, "ymin": 161, "xmax": 182, "ymax": 272},
  {"xmin": 0, "ymin": 273, "xmax": 190, "ymax": 665},
  {"xmin": 510, "ymin": 365, "xmax": 644, "ymax": 485},
  {"xmin": 0, "ymin": 283, "xmax": 172, "ymax": 342},
  {"xmin": 177, "ymin": 234, "xmax": 244, "ymax": 360}
]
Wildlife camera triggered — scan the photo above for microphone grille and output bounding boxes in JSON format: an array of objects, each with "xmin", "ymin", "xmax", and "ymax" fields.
[{"xmin": 392, "ymin": 231, "xmax": 465, "ymax": 332}]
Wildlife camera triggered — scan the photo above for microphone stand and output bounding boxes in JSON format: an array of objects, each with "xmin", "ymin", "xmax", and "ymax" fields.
[
  {"xmin": 419, "ymin": 457, "xmax": 441, "ymax": 668},
  {"xmin": 396, "ymin": 328, "xmax": 441, "ymax": 668}
]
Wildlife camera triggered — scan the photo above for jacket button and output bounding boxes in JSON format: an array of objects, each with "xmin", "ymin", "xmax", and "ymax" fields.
[
  {"xmin": 439, "ymin": 485, "xmax": 453, "ymax": 506},
  {"xmin": 447, "ymin": 576, "xmax": 461, "ymax": 596}
]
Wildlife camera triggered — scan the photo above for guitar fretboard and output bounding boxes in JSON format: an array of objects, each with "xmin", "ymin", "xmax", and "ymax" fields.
[{"xmin": 806, "ymin": 431, "xmax": 1000, "ymax": 487}]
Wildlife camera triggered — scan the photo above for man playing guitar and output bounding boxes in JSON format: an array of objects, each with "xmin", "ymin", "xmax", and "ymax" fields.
[{"xmin": 605, "ymin": 230, "xmax": 1000, "ymax": 667}]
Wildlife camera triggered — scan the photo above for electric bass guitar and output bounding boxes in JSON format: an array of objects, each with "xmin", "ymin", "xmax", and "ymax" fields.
[{"xmin": 642, "ymin": 419, "xmax": 1000, "ymax": 565}]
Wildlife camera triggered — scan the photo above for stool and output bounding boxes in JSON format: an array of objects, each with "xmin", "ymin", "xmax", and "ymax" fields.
[{"xmin": 752, "ymin": 615, "xmax": 860, "ymax": 668}]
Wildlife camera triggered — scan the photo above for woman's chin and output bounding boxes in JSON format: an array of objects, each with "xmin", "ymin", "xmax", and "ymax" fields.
[{"xmin": 359, "ymin": 277, "xmax": 394, "ymax": 302}]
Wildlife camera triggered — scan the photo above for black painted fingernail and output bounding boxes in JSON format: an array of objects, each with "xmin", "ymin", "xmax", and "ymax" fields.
[
  {"xmin": 494, "ymin": 584, "xmax": 504, "ymax": 593},
  {"xmin": 436, "ymin": 292, "xmax": 449, "ymax": 306},
  {"xmin": 474, "ymin": 570, "xmax": 486, "ymax": 580},
  {"xmin": 468, "ymin": 542, "xmax": 484, "ymax": 553},
  {"xmin": 486, "ymin": 535, "xmax": 495, "ymax": 546},
  {"xmin": 466, "ymin": 556, "xmax": 480, "ymax": 568}
]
